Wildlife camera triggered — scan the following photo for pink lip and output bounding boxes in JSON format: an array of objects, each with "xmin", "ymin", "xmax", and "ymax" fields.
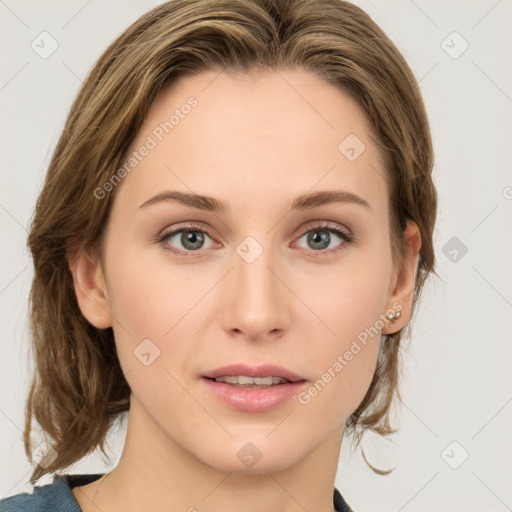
[
  {"xmin": 202, "ymin": 363, "xmax": 305, "ymax": 383},
  {"xmin": 202, "ymin": 363, "xmax": 307, "ymax": 413}
]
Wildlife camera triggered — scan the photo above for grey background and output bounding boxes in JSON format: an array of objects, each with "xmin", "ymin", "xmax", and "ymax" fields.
[{"xmin": 1, "ymin": 1, "xmax": 511, "ymax": 510}]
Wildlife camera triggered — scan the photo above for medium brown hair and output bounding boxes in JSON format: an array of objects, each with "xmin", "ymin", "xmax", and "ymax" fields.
[{"xmin": 24, "ymin": 0, "xmax": 437, "ymax": 483}]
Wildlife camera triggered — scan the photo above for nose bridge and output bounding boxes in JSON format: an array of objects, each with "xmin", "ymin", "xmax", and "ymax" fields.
[{"xmin": 223, "ymin": 234, "xmax": 290, "ymax": 338}]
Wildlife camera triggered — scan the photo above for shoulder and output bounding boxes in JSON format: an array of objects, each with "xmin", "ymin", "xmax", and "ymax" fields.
[
  {"xmin": 0, "ymin": 474, "xmax": 104, "ymax": 512},
  {"xmin": 334, "ymin": 486, "xmax": 355, "ymax": 512},
  {"xmin": 1, "ymin": 476, "xmax": 351, "ymax": 512}
]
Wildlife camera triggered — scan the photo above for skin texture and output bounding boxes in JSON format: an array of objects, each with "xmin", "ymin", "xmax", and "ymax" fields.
[{"xmin": 69, "ymin": 68, "xmax": 421, "ymax": 512}]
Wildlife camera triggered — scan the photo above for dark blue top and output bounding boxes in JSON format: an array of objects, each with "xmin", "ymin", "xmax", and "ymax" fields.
[{"xmin": 0, "ymin": 473, "xmax": 354, "ymax": 511}]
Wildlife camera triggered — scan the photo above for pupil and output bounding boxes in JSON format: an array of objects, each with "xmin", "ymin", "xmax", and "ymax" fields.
[
  {"xmin": 182, "ymin": 231, "xmax": 204, "ymax": 250},
  {"xmin": 309, "ymin": 230, "xmax": 329, "ymax": 250}
]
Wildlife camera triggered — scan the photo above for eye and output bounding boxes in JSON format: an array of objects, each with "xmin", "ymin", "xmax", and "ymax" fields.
[
  {"xmin": 158, "ymin": 224, "xmax": 215, "ymax": 255},
  {"xmin": 294, "ymin": 222, "xmax": 354, "ymax": 255},
  {"xmin": 157, "ymin": 221, "xmax": 354, "ymax": 257}
]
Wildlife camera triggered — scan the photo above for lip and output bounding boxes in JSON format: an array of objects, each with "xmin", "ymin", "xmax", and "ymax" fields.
[
  {"xmin": 202, "ymin": 363, "xmax": 307, "ymax": 413},
  {"xmin": 202, "ymin": 363, "xmax": 305, "ymax": 383}
]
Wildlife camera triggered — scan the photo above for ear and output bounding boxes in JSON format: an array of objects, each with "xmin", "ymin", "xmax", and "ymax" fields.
[
  {"xmin": 382, "ymin": 220, "xmax": 422, "ymax": 335},
  {"xmin": 68, "ymin": 246, "xmax": 112, "ymax": 329}
]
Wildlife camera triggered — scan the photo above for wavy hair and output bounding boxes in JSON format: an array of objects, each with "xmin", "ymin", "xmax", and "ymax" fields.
[{"xmin": 24, "ymin": 0, "xmax": 437, "ymax": 483}]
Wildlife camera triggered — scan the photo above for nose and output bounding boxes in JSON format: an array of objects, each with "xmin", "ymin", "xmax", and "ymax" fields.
[{"xmin": 221, "ymin": 239, "xmax": 291, "ymax": 342}]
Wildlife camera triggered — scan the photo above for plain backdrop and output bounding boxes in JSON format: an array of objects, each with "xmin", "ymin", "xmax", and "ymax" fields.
[{"xmin": 1, "ymin": 1, "xmax": 511, "ymax": 511}]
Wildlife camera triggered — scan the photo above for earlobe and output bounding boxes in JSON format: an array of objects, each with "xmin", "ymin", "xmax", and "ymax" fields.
[
  {"xmin": 68, "ymin": 247, "xmax": 112, "ymax": 329},
  {"xmin": 382, "ymin": 220, "xmax": 421, "ymax": 335}
]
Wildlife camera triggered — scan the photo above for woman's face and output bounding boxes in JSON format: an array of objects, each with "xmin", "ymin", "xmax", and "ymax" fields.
[{"xmin": 74, "ymin": 68, "xmax": 420, "ymax": 474}]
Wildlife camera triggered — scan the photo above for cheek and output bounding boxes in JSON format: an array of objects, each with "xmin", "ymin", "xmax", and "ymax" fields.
[
  {"xmin": 302, "ymin": 241, "xmax": 392, "ymax": 346},
  {"xmin": 295, "ymin": 250, "xmax": 391, "ymax": 418},
  {"xmin": 103, "ymin": 242, "xmax": 217, "ymax": 388},
  {"xmin": 105, "ymin": 244, "xmax": 193, "ymax": 336},
  {"xmin": 295, "ymin": 282, "xmax": 384, "ymax": 429},
  {"xmin": 103, "ymin": 255, "xmax": 198, "ymax": 417}
]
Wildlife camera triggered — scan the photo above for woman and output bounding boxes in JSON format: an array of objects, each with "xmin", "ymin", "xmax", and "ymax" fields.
[{"xmin": 0, "ymin": 0, "xmax": 437, "ymax": 510}]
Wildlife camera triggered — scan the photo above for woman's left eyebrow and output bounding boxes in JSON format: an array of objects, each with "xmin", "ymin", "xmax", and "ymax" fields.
[
  {"xmin": 291, "ymin": 190, "xmax": 371, "ymax": 211},
  {"xmin": 139, "ymin": 189, "xmax": 371, "ymax": 212}
]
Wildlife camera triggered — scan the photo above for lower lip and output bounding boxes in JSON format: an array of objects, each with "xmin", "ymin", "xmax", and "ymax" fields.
[{"xmin": 202, "ymin": 378, "xmax": 307, "ymax": 412}]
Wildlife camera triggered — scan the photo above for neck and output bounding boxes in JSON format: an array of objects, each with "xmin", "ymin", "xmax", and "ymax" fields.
[{"xmin": 82, "ymin": 395, "xmax": 343, "ymax": 512}]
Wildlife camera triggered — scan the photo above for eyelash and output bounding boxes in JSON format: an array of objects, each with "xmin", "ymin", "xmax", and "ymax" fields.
[{"xmin": 157, "ymin": 221, "xmax": 354, "ymax": 257}]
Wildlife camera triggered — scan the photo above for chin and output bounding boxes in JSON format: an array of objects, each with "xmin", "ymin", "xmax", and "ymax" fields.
[{"xmin": 192, "ymin": 433, "xmax": 309, "ymax": 475}]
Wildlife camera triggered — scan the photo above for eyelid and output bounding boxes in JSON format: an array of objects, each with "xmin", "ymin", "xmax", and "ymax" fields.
[
  {"xmin": 158, "ymin": 221, "xmax": 215, "ymax": 240},
  {"xmin": 296, "ymin": 220, "xmax": 352, "ymax": 240}
]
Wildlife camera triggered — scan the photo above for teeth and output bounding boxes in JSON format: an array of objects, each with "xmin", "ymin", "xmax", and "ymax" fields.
[{"xmin": 214, "ymin": 376, "xmax": 288, "ymax": 385}]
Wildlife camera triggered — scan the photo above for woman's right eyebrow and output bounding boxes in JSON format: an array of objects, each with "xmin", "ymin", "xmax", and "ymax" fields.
[
  {"xmin": 138, "ymin": 189, "xmax": 371, "ymax": 213},
  {"xmin": 139, "ymin": 191, "xmax": 226, "ymax": 212}
]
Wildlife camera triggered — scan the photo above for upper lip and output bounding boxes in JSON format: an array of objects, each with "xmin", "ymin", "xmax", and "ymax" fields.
[{"xmin": 203, "ymin": 364, "xmax": 306, "ymax": 383}]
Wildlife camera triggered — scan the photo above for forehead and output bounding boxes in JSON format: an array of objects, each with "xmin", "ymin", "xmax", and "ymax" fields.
[{"xmin": 113, "ymin": 68, "xmax": 389, "ymax": 217}]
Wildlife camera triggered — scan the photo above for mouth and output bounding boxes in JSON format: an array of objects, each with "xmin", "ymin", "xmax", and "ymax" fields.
[
  {"xmin": 202, "ymin": 363, "xmax": 306, "ymax": 385},
  {"xmin": 205, "ymin": 375, "xmax": 293, "ymax": 388},
  {"xmin": 201, "ymin": 363, "xmax": 307, "ymax": 412}
]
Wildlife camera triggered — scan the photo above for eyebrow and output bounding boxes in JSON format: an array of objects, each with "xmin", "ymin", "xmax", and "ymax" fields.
[{"xmin": 139, "ymin": 190, "xmax": 371, "ymax": 212}]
